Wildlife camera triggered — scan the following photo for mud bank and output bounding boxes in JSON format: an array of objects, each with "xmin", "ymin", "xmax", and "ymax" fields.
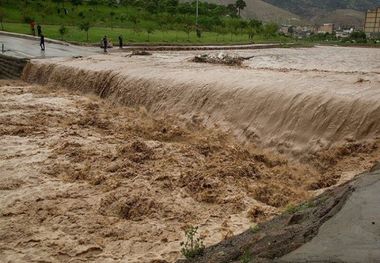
[{"xmin": 22, "ymin": 47, "xmax": 380, "ymax": 157}]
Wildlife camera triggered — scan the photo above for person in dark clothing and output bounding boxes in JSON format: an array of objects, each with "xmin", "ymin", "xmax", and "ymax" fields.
[
  {"xmin": 37, "ymin": 24, "xmax": 42, "ymax": 37},
  {"xmin": 40, "ymin": 34, "xmax": 45, "ymax": 51},
  {"xmin": 118, "ymin": 35, "xmax": 123, "ymax": 49},
  {"xmin": 102, "ymin": 36, "xmax": 108, "ymax": 53}
]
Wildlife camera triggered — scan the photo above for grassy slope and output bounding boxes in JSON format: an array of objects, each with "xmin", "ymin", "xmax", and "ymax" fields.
[
  {"xmin": 1, "ymin": 1, "xmax": 290, "ymax": 44},
  {"xmin": 2, "ymin": 22, "xmax": 289, "ymax": 45}
]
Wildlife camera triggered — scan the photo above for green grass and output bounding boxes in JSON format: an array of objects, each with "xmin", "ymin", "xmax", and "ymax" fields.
[
  {"xmin": 2, "ymin": 22, "xmax": 290, "ymax": 45},
  {"xmin": 249, "ymin": 224, "xmax": 260, "ymax": 233},
  {"xmin": 285, "ymin": 201, "xmax": 316, "ymax": 214},
  {"xmin": 240, "ymin": 250, "xmax": 253, "ymax": 263},
  {"xmin": 0, "ymin": 0, "xmax": 291, "ymax": 45}
]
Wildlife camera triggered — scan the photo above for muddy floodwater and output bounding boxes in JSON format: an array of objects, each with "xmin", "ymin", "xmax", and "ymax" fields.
[{"xmin": 1, "ymin": 46, "xmax": 380, "ymax": 262}]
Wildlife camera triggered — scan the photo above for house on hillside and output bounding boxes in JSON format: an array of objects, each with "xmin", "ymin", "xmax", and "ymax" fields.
[
  {"xmin": 364, "ymin": 7, "xmax": 380, "ymax": 38},
  {"xmin": 317, "ymin": 23, "xmax": 335, "ymax": 34}
]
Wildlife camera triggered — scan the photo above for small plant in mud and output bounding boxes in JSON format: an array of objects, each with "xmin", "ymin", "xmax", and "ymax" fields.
[
  {"xmin": 285, "ymin": 201, "xmax": 315, "ymax": 214},
  {"xmin": 250, "ymin": 224, "xmax": 260, "ymax": 233},
  {"xmin": 240, "ymin": 250, "xmax": 253, "ymax": 263},
  {"xmin": 180, "ymin": 226, "xmax": 205, "ymax": 259}
]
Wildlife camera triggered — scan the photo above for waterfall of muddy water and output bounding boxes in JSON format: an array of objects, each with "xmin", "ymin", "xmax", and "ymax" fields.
[{"xmin": 22, "ymin": 46, "xmax": 380, "ymax": 156}]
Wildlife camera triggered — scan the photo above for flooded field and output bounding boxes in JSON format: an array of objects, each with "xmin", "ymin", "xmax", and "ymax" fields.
[{"xmin": 1, "ymin": 46, "xmax": 380, "ymax": 262}]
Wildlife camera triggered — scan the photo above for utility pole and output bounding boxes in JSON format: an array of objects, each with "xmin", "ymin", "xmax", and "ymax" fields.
[
  {"xmin": 196, "ymin": 0, "xmax": 199, "ymax": 26},
  {"xmin": 195, "ymin": 0, "xmax": 201, "ymax": 38}
]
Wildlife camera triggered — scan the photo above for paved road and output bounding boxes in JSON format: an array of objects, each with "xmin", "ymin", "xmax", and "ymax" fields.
[
  {"xmin": 0, "ymin": 33, "xmax": 287, "ymax": 59},
  {"xmin": 280, "ymin": 166, "xmax": 380, "ymax": 263},
  {"xmin": 0, "ymin": 35, "xmax": 99, "ymax": 59}
]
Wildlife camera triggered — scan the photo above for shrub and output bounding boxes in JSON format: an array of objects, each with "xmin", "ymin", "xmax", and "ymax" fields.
[
  {"xmin": 58, "ymin": 25, "xmax": 68, "ymax": 40},
  {"xmin": 180, "ymin": 226, "xmax": 205, "ymax": 259},
  {"xmin": 240, "ymin": 250, "xmax": 252, "ymax": 263}
]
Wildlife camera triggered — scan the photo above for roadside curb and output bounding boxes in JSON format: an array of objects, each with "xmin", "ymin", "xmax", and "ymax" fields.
[
  {"xmin": 0, "ymin": 31, "xmax": 301, "ymax": 51},
  {"xmin": 0, "ymin": 31, "xmax": 69, "ymax": 46}
]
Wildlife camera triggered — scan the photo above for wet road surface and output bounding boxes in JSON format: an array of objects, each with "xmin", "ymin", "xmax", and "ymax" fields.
[{"xmin": 0, "ymin": 35, "xmax": 99, "ymax": 58}]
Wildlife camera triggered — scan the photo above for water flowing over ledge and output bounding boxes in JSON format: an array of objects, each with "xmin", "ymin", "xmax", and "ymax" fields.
[{"xmin": 22, "ymin": 48, "xmax": 380, "ymax": 156}]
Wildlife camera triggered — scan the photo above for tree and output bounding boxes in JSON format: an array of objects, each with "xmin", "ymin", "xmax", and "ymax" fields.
[
  {"xmin": 129, "ymin": 14, "xmax": 140, "ymax": 35},
  {"xmin": 183, "ymin": 23, "xmax": 193, "ymax": 41},
  {"xmin": 58, "ymin": 25, "xmax": 68, "ymax": 40},
  {"xmin": 0, "ymin": 8, "xmax": 5, "ymax": 31},
  {"xmin": 235, "ymin": 0, "xmax": 246, "ymax": 16},
  {"xmin": 215, "ymin": 25, "xmax": 227, "ymax": 41},
  {"xmin": 350, "ymin": 31, "xmax": 366, "ymax": 40},
  {"xmin": 41, "ymin": 6, "xmax": 51, "ymax": 25},
  {"xmin": 158, "ymin": 16, "xmax": 169, "ymax": 41},
  {"xmin": 226, "ymin": 4, "xmax": 237, "ymax": 17},
  {"xmin": 79, "ymin": 21, "xmax": 91, "ymax": 42},
  {"xmin": 247, "ymin": 27, "xmax": 255, "ymax": 41},
  {"xmin": 144, "ymin": 22, "xmax": 155, "ymax": 42},
  {"xmin": 226, "ymin": 19, "xmax": 240, "ymax": 41},
  {"xmin": 109, "ymin": 11, "xmax": 115, "ymax": 30},
  {"xmin": 120, "ymin": 14, "xmax": 127, "ymax": 24},
  {"xmin": 248, "ymin": 19, "xmax": 263, "ymax": 32},
  {"xmin": 239, "ymin": 20, "xmax": 248, "ymax": 35},
  {"xmin": 78, "ymin": 11, "xmax": 85, "ymax": 19},
  {"xmin": 166, "ymin": 0, "xmax": 179, "ymax": 14},
  {"xmin": 71, "ymin": 0, "xmax": 83, "ymax": 6},
  {"xmin": 52, "ymin": 0, "xmax": 65, "ymax": 9},
  {"xmin": 88, "ymin": 0, "xmax": 100, "ymax": 5},
  {"xmin": 263, "ymin": 22, "xmax": 279, "ymax": 39}
]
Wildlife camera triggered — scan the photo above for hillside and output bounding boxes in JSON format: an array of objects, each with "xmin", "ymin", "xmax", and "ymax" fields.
[
  {"xmin": 200, "ymin": 0, "xmax": 379, "ymax": 26},
  {"xmin": 187, "ymin": 0, "xmax": 302, "ymax": 23},
  {"xmin": 264, "ymin": 0, "xmax": 379, "ymax": 16},
  {"xmin": 263, "ymin": 0, "xmax": 378, "ymax": 26},
  {"xmin": 316, "ymin": 9, "xmax": 366, "ymax": 27}
]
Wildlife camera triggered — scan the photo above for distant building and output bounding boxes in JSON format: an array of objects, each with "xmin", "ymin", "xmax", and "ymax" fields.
[
  {"xmin": 279, "ymin": 25, "xmax": 295, "ymax": 36},
  {"xmin": 280, "ymin": 24, "xmax": 312, "ymax": 38},
  {"xmin": 336, "ymin": 28, "xmax": 354, "ymax": 38},
  {"xmin": 318, "ymin": 23, "xmax": 334, "ymax": 34},
  {"xmin": 364, "ymin": 7, "xmax": 380, "ymax": 38},
  {"xmin": 292, "ymin": 26, "xmax": 312, "ymax": 38}
]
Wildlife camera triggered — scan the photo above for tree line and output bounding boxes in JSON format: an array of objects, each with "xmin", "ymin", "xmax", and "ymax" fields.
[{"xmin": 1, "ymin": 0, "xmax": 280, "ymax": 42}]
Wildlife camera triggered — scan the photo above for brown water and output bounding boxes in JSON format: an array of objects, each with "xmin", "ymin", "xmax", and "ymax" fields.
[
  {"xmin": 1, "ymin": 46, "xmax": 379, "ymax": 262},
  {"xmin": 22, "ymin": 47, "xmax": 380, "ymax": 157}
]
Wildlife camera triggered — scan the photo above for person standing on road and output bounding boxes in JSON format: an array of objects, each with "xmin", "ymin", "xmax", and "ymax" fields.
[
  {"xmin": 37, "ymin": 24, "xmax": 42, "ymax": 37},
  {"xmin": 40, "ymin": 34, "xmax": 45, "ymax": 51},
  {"xmin": 118, "ymin": 35, "xmax": 123, "ymax": 49},
  {"xmin": 102, "ymin": 36, "xmax": 108, "ymax": 53},
  {"xmin": 30, "ymin": 21, "xmax": 36, "ymax": 36}
]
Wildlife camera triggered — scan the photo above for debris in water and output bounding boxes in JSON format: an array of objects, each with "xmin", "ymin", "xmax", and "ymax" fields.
[
  {"xmin": 192, "ymin": 52, "xmax": 254, "ymax": 66},
  {"xmin": 127, "ymin": 50, "xmax": 153, "ymax": 57}
]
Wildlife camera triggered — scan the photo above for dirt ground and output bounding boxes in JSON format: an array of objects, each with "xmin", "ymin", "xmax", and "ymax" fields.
[{"xmin": 0, "ymin": 79, "xmax": 379, "ymax": 263}]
